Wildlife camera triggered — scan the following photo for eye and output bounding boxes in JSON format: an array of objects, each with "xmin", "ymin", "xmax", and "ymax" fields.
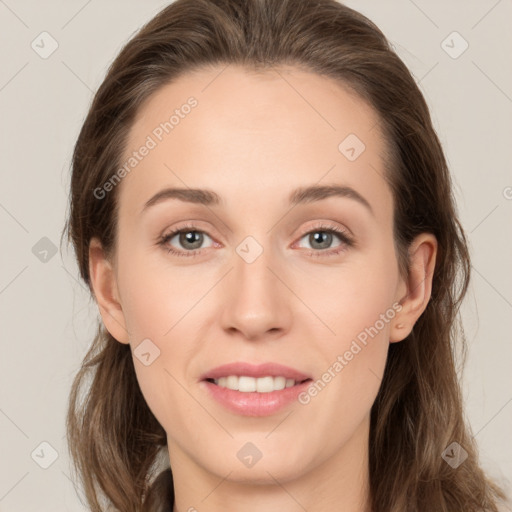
[
  {"xmin": 157, "ymin": 223, "xmax": 214, "ymax": 257},
  {"xmin": 157, "ymin": 222, "xmax": 354, "ymax": 258},
  {"xmin": 295, "ymin": 223, "xmax": 354, "ymax": 257}
]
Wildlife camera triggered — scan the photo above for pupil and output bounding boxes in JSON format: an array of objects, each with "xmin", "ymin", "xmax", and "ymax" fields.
[
  {"xmin": 312, "ymin": 231, "xmax": 331, "ymax": 249},
  {"xmin": 181, "ymin": 231, "xmax": 202, "ymax": 249}
]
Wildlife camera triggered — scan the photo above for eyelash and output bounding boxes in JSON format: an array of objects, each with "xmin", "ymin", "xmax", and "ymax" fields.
[{"xmin": 157, "ymin": 222, "xmax": 354, "ymax": 258}]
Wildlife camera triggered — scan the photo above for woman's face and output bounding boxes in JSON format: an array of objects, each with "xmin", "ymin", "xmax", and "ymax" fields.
[{"xmin": 92, "ymin": 65, "xmax": 433, "ymax": 486}]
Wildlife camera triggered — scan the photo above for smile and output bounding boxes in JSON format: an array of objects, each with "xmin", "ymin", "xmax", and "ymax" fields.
[{"xmin": 207, "ymin": 375, "xmax": 310, "ymax": 393}]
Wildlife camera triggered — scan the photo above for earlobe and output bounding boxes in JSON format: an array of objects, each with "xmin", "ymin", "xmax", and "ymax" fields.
[
  {"xmin": 88, "ymin": 238, "xmax": 130, "ymax": 344},
  {"xmin": 390, "ymin": 233, "xmax": 438, "ymax": 343}
]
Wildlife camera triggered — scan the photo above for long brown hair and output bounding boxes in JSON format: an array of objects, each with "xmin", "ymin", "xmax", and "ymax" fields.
[{"xmin": 64, "ymin": 0, "xmax": 510, "ymax": 510}]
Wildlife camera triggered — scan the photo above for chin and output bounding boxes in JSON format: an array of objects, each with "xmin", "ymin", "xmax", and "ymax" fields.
[{"xmin": 197, "ymin": 440, "xmax": 315, "ymax": 484}]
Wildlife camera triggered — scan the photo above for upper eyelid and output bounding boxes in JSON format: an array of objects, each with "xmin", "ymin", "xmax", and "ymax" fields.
[{"xmin": 161, "ymin": 221, "xmax": 350, "ymax": 236}]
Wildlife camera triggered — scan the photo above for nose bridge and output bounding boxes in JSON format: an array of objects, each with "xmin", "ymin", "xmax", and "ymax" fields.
[{"xmin": 220, "ymin": 233, "xmax": 290, "ymax": 338}]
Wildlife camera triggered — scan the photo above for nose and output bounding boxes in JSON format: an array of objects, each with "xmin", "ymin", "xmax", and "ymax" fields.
[{"xmin": 220, "ymin": 240, "xmax": 292, "ymax": 342}]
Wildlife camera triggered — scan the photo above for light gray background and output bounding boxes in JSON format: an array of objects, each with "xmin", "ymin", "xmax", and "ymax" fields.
[{"xmin": 0, "ymin": 0, "xmax": 511, "ymax": 510}]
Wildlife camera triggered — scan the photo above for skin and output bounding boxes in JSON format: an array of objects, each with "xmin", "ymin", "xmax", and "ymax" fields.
[{"xmin": 89, "ymin": 65, "xmax": 437, "ymax": 512}]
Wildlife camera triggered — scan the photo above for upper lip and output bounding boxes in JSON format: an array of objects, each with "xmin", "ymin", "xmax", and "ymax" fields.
[{"xmin": 200, "ymin": 362, "xmax": 312, "ymax": 382}]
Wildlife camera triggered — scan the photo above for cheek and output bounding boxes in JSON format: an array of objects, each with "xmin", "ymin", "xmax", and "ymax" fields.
[
  {"xmin": 301, "ymin": 246, "xmax": 398, "ymax": 410},
  {"xmin": 122, "ymin": 273, "xmax": 198, "ymax": 436},
  {"xmin": 116, "ymin": 250, "xmax": 212, "ymax": 429},
  {"xmin": 118, "ymin": 248, "xmax": 206, "ymax": 341},
  {"xmin": 303, "ymin": 246, "xmax": 399, "ymax": 349},
  {"xmin": 131, "ymin": 346, "xmax": 187, "ymax": 437}
]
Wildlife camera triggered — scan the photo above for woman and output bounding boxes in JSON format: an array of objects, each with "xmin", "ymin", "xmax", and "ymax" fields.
[{"xmin": 64, "ymin": 0, "xmax": 510, "ymax": 510}]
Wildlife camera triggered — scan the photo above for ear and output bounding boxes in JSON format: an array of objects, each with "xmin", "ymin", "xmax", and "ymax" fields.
[
  {"xmin": 389, "ymin": 233, "xmax": 438, "ymax": 343},
  {"xmin": 88, "ymin": 237, "xmax": 130, "ymax": 344}
]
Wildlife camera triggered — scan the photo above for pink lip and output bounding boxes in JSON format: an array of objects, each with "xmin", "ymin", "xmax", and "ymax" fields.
[
  {"xmin": 199, "ymin": 362, "xmax": 312, "ymax": 417},
  {"xmin": 199, "ymin": 362, "xmax": 311, "ymax": 381}
]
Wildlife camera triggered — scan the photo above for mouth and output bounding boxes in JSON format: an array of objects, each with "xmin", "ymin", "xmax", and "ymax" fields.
[
  {"xmin": 204, "ymin": 375, "xmax": 312, "ymax": 393},
  {"xmin": 199, "ymin": 362, "xmax": 313, "ymax": 416}
]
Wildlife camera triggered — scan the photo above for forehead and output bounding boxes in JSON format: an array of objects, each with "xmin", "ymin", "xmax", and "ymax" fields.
[{"xmin": 118, "ymin": 64, "xmax": 392, "ymax": 222}]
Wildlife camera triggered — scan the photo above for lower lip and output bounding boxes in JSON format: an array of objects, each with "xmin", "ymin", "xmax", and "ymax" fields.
[{"xmin": 201, "ymin": 380, "xmax": 312, "ymax": 416}]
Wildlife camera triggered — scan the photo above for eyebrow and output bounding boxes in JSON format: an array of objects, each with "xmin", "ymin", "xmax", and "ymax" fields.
[{"xmin": 141, "ymin": 184, "xmax": 374, "ymax": 216}]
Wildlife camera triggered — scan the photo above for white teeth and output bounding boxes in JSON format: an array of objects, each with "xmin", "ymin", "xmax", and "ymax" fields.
[
  {"xmin": 212, "ymin": 375, "xmax": 300, "ymax": 392},
  {"xmin": 274, "ymin": 376, "xmax": 286, "ymax": 390},
  {"xmin": 238, "ymin": 376, "xmax": 256, "ymax": 392},
  {"xmin": 226, "ymin": 375, "xmax": 239, "ymax": 390},
  {"xmin": 256, "ymin": 376, "xmax": 274, "ymax": 392}
]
